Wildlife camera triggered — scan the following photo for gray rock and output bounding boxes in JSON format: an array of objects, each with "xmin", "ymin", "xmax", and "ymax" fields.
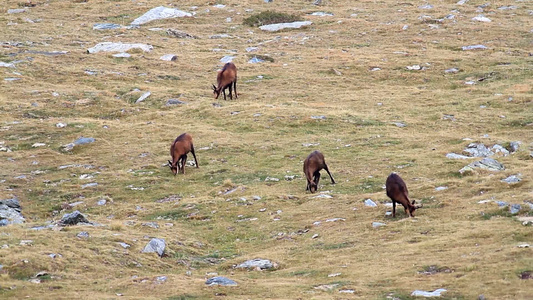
[
  {"xmin": 93, "ymin": 23, "xmax": 121, "ymax": 30},
  {"xmin": 457, "ymin": 0, "xmax": 469, "ymax": 4},
  {"xmin": 160, "ymin": 54, "xmax": 177, "ymax": 61},
  {"xmin": 462, "ymin": 45, "xmax": 488, "ymax": 51},
  {"xmin": 491, "ymin": 144, "xmax": 509, "ymax": 156},
  {"xmin": 0, "ymin": 198, "xmax": 25, "ymax": 225},
  {"xmin": 246, "ymin": 47, "xmax": 258, "ymax": 52},
  {"xmin": 372, "ymin": 222, "xmax": 386, "ymax": 228},
  {"xmin": 8, "ymin": 8, "xmax": 26, "ymax": 14},
  {"xmin": 113, "ymin": 52, "xmax": 131, "ymax": 58},
  {"xmin": 326, "ymin": 218, "xmax": 345, "ymax": 222},
  {"xmin": 313, "ymin": 194, "xmax": 333, "ymax": 199},
  {"xmin": 472, "ymin": 15, "xmax": 491, "ymax": 22},
  {"xmin": 210, "ymin": 34, "xmax": 233, "ymax": 39},
  {"xmin": 446, "ymin": 153, "xmax": 471, "ymax": 159},
  {"xmin": 364, "ymin": 199, "xmax": 377, "ymax": 207},
  {"xmin": 97, "ymin": 199, "xmax": 107, "ymax": 206},
  {"xmin": 166, "ymin": 99, "xmax": 187, "ymax": 106},
  {"xmin": 501, "ymin": 174, "xmax": 521, "ymax": 184},
  {"xmin": 220, "ymin": 56, "xmax": 235, "ymax": 63},
  {"xmin": 205, "ymin": 276, "xmax": 237, "ymax": 286},
  {"xmin": 309, "ymin": 12, "xmax": 334, "ymax": 16},
  {"xmin": 496, "ymin": 201, "xmax": 508, "ymax": 207},
  {"xmin": 311, "ymin": 115, "xmax": 327, "ymax": 120},
  {"xmin": 392, "ymin": 122, "xmax": 406, "ymax": 128},
  {"xmin": 460, "ymin": 158, "xmax": 504, "ymax": 173},
  {"xmin": 313, "ymin": 0, "xmax": 322, "ymax": 4},
  {"xmin": 464, "ymin": 143, "xmax": 493, "ymax": 157},
  {"xmin": 0, "ymin": 62, "xmax": 15, "ymax": 68},
  {"xmin": 509, "ymin": 141, "xmax": 521, "ymax": 153},
  {"xmin": 119, "ymin": 242, "xmax": 131, "ymax": 249},
  {"xmin": 510, "ymin": 204, "xmax": 521, "ymax": 214},
  {"xmin": 419, "ymin": 4, "xmax": 434, "ymax": 9},
  {"xmin": 81, "ymin": 182, "xmax": 98, "ymax": 189},
  {"xmin": 259, "ymin": 21, "xmax": 313, "ymax": 32},
  {"xmin": 59, "ymin": 210, "xmax": 90, "ymax": 226},
  {"xmin": 77, "ymin": 231, "xmax": 89, "ymax": 239},
  {"xmin": 435, "ymin": 186, "xmax": 448, "ymax": 191},
  {"xmin": 131, "ymin": 6, "xmax": 192, "ymax": 26},
  {"xmin": 142, "ymin": 238, "xmax": 166, "ymax": 257},
  {"xmin": 135, "ymin": 91, "xmax": 151, "ymax": 104},
  {"xmin": 235, "ymin": 258, "xmax": 277, "ymax": 270},
  {"xmin": 411, "ymin": 289, "xmax": 447, "ymax": 297},
  {"xmin": 142, "ymin": 222, "xmax": 159, "ymax": 229},
  {"xmin": 156, "ymin": 276, "xmax": 167, "ymax": 283},
  {"xmin": 248, "ymin": 56, "xmax": 265, "ymax": 64},
  {"xmin": 87, "ymin": 42, "xmax": 153, "ymax": 54},
  {"xmin": 74, "ymin": 137, "xmax": 96, "ymax": 145},
  {"xmin": 166, "ymin": 29, "xmax": 196, "ymax": 39},
  {"xmin": 445, "ymin": 68, "xmax": 459, "ymax": 74}
]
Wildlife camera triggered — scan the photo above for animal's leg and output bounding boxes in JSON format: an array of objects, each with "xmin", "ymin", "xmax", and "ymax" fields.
[
  {"xmin": 228, "ymin": 84, "xmax": 233, "ymax": 100},
  {"xmin": 314, "ymin": 171, "xmax": 321, "ymax": 187},
  {"xmin": 181, "ymin": 154, "xmax": 187, "ymax": 174},
  {"xmin": 392, "ymin": 201, "xmax": 396, "ymax": 218},
  {"xmin": 324, "ymin": 164, "xmax": 335, "ymax": 184},
  {"xmin": 223, "ymin": 88, "xmax": 227, "ymax": 100},
  {"xmin": 191, "ymin": 146, "xmax": 199, "ymax": 168},
  {"xmin": 233, "ymin": 80, "xmax": 237, "ymax": 99}
]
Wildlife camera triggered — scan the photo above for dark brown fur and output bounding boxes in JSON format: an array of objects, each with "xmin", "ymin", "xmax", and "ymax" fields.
[
  {"xmin": 168, "ymin": 133, "xmax": 198, "ymax": 175},
  {"xmin": 386, "ymin": 173, "xmax": 417, "ymax": 217},
  {"xmin": 303, "ymin": 150, "xmax": 335, "ymax": 193},
  {"xmin": 212, "ymin": 62, "xmax": 237, "ymax": 100}
]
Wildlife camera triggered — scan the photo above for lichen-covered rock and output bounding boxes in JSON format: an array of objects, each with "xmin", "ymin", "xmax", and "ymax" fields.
[
  {"xmin": 459, "ymin": 158, "xmax": 504, "ymax": 174},
  {"xmin": 59, "ymin": 210, "xmax": 90, "ymax": 226},
  {"xmin": 0, "ymin": 198, "xmax": 24, "ymax": 225},
  {"xmin": 205, "ymin": 276, "xmax": 237, "ymax": 286},
  {"xmin": 142, "ymin": 238, "xmax": 166, "ymax": 257},
  {"xmin": 235, "ymin": 258, "xmax": 278, "ymax": 270}
]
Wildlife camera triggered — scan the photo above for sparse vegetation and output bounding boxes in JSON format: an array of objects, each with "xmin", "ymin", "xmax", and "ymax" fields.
[{"xmin": 0, "ymin": 0, "xmax": 531, "ymax": 299}]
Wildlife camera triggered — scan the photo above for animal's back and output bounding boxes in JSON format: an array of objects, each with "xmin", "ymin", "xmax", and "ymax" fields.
[
  {"xmin": 386, "ymin": 173, "xmax": 408, "ymax": 198},
  {"xmin": 304, "ymin": 151, "xmax": 325, "ymax": 170}
]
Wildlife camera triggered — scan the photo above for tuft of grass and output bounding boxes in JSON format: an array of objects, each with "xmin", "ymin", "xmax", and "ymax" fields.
[{"xmin": 243, "ymin": 10, "xmax": 302, "ymax": 27}]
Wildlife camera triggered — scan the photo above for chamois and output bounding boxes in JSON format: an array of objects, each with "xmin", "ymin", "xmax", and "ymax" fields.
[
  {"xmin": 385, "ymin": 173, "xmax": 418, "ymax": 218},
  {"xmin": 168, "ymin": 133, "xmax": 198, "ymax": 175},
  {"xmin": 303, "ymin": 150, "xmax": 335, "ymax": 193},
  {"xmin": 212, "ymin": 62, "xmax": 237, "ymax": 100}
]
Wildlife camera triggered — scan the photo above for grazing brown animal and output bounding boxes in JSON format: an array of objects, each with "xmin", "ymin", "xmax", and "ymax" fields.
[
  {"xmin": 303, "ymin": 150, "xmax": 335, "ymax": 193},
  {"xmin": 212, "ymin": 62, "xmax": 237, "ymax": 100},
  {"xmin": 386, "ymin": 173, "xmax": 418, "ymax": 217},
  {"xmin": 168, "ymin": 133, "xmax": 198, "ymax": 175}
]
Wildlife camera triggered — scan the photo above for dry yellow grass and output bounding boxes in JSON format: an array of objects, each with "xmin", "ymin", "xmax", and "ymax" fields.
[{"xmin": 0, "ymin": 0, "xmax": 532, "ymax": 299}]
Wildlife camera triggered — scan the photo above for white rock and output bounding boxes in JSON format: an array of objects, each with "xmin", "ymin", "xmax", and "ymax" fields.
[
  {"xmin": 88, "ymin": 42, "xmax": 153, "ymax": 54},
  {"xmin": 0, "ymin": 62, "xmax": 15, "ymax": 68},
  {"xmin": 135, "ymin": 92, "xmax": 151, "ymax": 104},
  {"xmin": 411, "ymin": 289, "xmax": 447, "ymax": 297},
  {"xmin": 160, "ymin": 54, "xmax": 177, "ymax": 61},
  {"xmin": 259, "ymin": 21, "xmax": 313, "ymax": 32},
  {"xmin": 113, "ymin": 52, "xmax": 131, "ymax": 58},
  {"xmin": 32, "ymin": 143, "xmax": 46, "ymax": 148},
  {"xmin": 131, "ymin": 6, "xmax": 192, "ymax": 26},
  {"xmin": 472, "ymin": 15, "xmax": 491, "ymax": 22}
]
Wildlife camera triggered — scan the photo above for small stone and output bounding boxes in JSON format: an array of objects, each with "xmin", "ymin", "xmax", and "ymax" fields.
[
  {"xmin": 20, "ymin": 240, "xmax": 33, "ymax": 246},
  {"xmin": 265, "ymin": 177, "xmax": 279, "ymax": 182},
  {"xmin": 311, "ymin": 115, "xmax": 327, "ymax": 120},
  {"xmin": 311, "ymin": 234, "xmax": 319, "ymax": 239},
  {"xmin": 131, "ymin": 6, "xmax": 192, "ymax": 26},
  {"xmin": 510, "ymin": 204, "xmax": 521, "ymax": 214},
  {"xmin": 8, "ymin": 8, "xmax": 26, "ymax": 14},
  {"xmin": 87, "ymin": 42, "xmax": 153, "ymax": 54},
  {"xmin": 160, "ymin": 54, "xmax": 177, "ymax": 61},
  {"xmin": 142, "ymin": 238, "xmax": 166, "ymax": 257},
  {"xmin": 252, "ymin": 196, "xmax": 261, "ymax": 201},
  {"xmin": 411, "ymin": 289, "xmax": 447, "ymax": 297},
  {"xmin": 77, "ymin": 231, "xmax": 89, "ymax": 239},
  {"xmin": 135, "ymin": 92, "xmax": 151, "ymax": 104},
  {"xmin": 259, "ymin": 21, "xmax": 313, "ymax": 32},
  {"xmin": 113, "ymin": 52, "xmax": 131, "ymax": 58},
  {"xmin": 445, "ymin": 68, "xmax": 459, "ymax": 73},
  {"xmin": 509, "ymin": 141, "xmax": 521, "ymax": 153},
  {"xmin": 328, "ymin": 273, "xmax": 341, "ymax": 277},
  {"xmin": 97, "ymin": 199, "xmax": 107, "ymax": 206},
  {"xmin": 119, "ymin": 242, "xmax": 130, "ymax": 249},
  {"xmin": 364, "ymin": 199, "xmax": 377, "ymax": 207},
  {"xmin": 392, "ymin": 122, "xmax": 406, "ymax": 128},
  {"xmin": 496, "ymin": 201, "xmax": 508, "ymax": 207},
  {"xmin": 326, "ymin": 218, "xmax": 345, "ymax": 223},
  {"xmin": 517, "ymin": 244, "xmax": 530, "ymax": 248},
  {"xmin": 205, "ymin": 276, "xmax": 237, "ymax": 286},
  {"xmin": 81, "ymin": 182, "xmax": 98, "ymax": 189},
  {"xmin": 246, "ymin": 47, "xmax": 258, "ymax": 52},
  {"xmin": 235, "ymin": 258, "xmax": 277, "ymax": 270},
  {"xmin": 339, "ymin": 289, "xmax": 355, "ymax": 294},
  {"xmin": 93, "ymin": 23, "xmax": 121, "ymax": 30},
  {"xmin": 248, "ymin": 56, "xmax": 265, "ymax": 64},
  {"xmin": 472, "ymin": 15, "xmax": 491, "ymax": 22},
  {"xmin": 435, "ymin": 186, "xmax": 448, "ymax": 191},
  {"xmin": 419, "ymin": 4, "xmax": 433, "ymax": 9},
  {"xmin": 372, "ymin": 222, "xmax": 386, "ymax": 228},
  {"xmin": 406, "ymin": 65, "xmax": 422, "ymax": 70},
  {"xmin": 462, "ymin": 45, "xmax": 487, "ymax": 51},
  {"xmin": 501, "ymin": 174, "xmax": 521, "ymax": 184},
  {"xmin": 313, "ymin": 194, "xmax": 333, "ymax": 199},
  {"xmin": 156, "ymin": 276, "xmax": 167, "ymax": 283},
  {"xmin": 74, "ymin": 137, "xmax": 95, "ymax": 145},
  {"xmin": 56, "ymin": 123, "xmax": 66, "ymax": 128}
]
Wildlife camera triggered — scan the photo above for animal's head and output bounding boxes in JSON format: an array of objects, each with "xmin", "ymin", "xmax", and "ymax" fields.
[
  {"xmin": 409, "ymin": 200, "xmax": 421, "ymax": 217},
  {"xmin": 212, "ymin": 84, "xmax": 221, "ymax": 99},
  {"xmin": 168, "ymin": 160, "xmax": 178, "ymax": 175},
  {"xmin": 309, "ymin": 181, "xmax": 318, "ymax": 193}
]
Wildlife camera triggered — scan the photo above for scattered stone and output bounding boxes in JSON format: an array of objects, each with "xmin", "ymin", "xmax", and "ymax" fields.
[
  {"xmin": 411, "ymin": 289, "xmax": 447, "ymax": 297},
  {"xmin": 213, "ymin": 4, "xmax": 226, "ymax": 8},
  {"xmin": 406, "ymin": 65, "xmax": 422, "ymax": 70},
  {"xmin": 339, "ymin": 289, "xmax": 355, "ymax": 294},
  {"xmin": 284, "ymin": 175, "xmax": 296, "ymax": 181},
  {"xmin": 419, "ymin": 4, "xmax": 434, "ymax": 9},
  {"xmin": 166, "ymin": 99, "xmax": 187, "ymax": 106},
  {"xmin": 518, "ymin": 216, "xmax": 533, "ymax": 226},
  {"xmin": 510, "ymin": 204, "xmax": 521, "ymax": 214},
  {"xmin": 246, "ymin": 47, "xmax": 258, "ymax": 52},
  {"xmin": 418, "ymin": 265, "xmax": 454, "ymax": 275},
  {"xmin": 56, "ymin": 123, "xmax": 66, "ymax": 128},
  {"xmin": 135, "ymin": 92, "xmax": 151, "ymax": 104},
  {"xmin": 435, "ymin": 186, "xmax": 448, "ymax": 191},
  {"xmin": 25, "ymin": 50, "xmax": 68, "ymax": 56},
  {"xmin": 87, "ymin": 42, "xmax": 153, "ymax": 54},
  {"xmin": 446, "ymin": 153, "xmax": 471, "ymax": 159},
  {"xmin": 313, "ymin": 194, "xmax": 333, "ymax": 199},
  {"xmin": 0, "ymin": 62, "xmax": 15, "ymax": 68},
  {"xmin": 498, "ymin": 6, "xmax": 517, "ymax": 10},
  {"xmin": 472, "ymin": 15, "xmax": 491, "ymax": 22},
  {"xmin": 59, "ymin": 210, "xmax": 90, "ymax": 226},
  {"xmin": 220, "ymin": 56, "xmax": 235, "ymax": 63},
  {"xmin": 248, "ymin": 56, "xmax": 265, "ymax": 64},
  {"xmin": 142, "ymin": 238, "xmax": 166, "ymax": 257},
  {"xmin": 462, "ymin": 45, "xmax": 487, "ymax": 51},
  {"xmin": 142, "ymin": 222, "xmax": 159, "ymax": 229},
  {"xmin": 312, "ymin": 234, "xmax": 319, "ymax": 239},
  {"xmin": 265, "ymin": 177, "xmax": 279, "ymax": 182},
  {"xmin": 259, "ymin": 21, "xmax": 313, "ymax": 32},
  {"xmin": 364, "ymin": 199, "xmax": 377, "ymax": 207},
  {"xmin": 8, "ymin": 8, "xmax": 26, "ymax": 14},
  {"xmin": 464, "ymin": 143, "xmax": 494, "ymax": 157},
  {"xmin": 328, "ymin": 273, "xmax": 341, "ymax": 277},
  {"xmin": 492, "ymin": 144, "xmax": 509, "ymax": 156},
  {"xmin": 445, "ymin": 68, "xmax": 459, "ymax": 74},
  {"xmin": 210, "ymin": 34, "xmax": 233, "ymax": 39},
  {"xmin": 302, "ymin": 143, "xmax": 320, "ymax": 147},
  {"xmin": 457, "ymin": 0, "xmax": 469, "ymax": 4},
  {"xmin": 392, "ymin": 122, "xmax": 406, "ymax": 128},
  {"xmin": 77, "ymin": 231, "xmax": 89, "ymax": 239},
  {"xmin": 311, "ymin": 115, "xmax": 327, "ymax": 120},
  {"xmin": 156, "ymin": 276, "xmax": 167, "ymax": 283},
  {"xmin": 0, "ymin": 198, "xmax": 24, "ymax": 225},
  {"xmin": 81, "ymin": 183, "xmax": 98, "ymax": 189},
  {"xmin": 235, "ymin": 259, "xmax": 277, "ymax": 270},
  {"xmin": 496, "ymin": 201, "xmax": 508, "ymax": 207},
  {"xmin": 20, "ymin": 240, "xmax": 33, "ymax": 246},
  {"xmin": 518, "ymin": 244, "xmax": 530, "ymax": 248},
  {"xmin": 119, "ymin": 242, "xmax": 131, "ymax": 249},
  {"xmin": 131, "ymin": 6, "xmax": 192, "ymax": 26},
  {"xmin": 113, "ymin": 52, "xmax": 131, "ymax": 58},
  {"xmin": 160, "ymin": 54, "xmax": 177, "ymax": 61},
  {"xmin": 326, "ymin": 218, "xmax": 345, "ymax": 223},
  {"xmin": 309, "ymin": 12, "xmax": 333, "ymax": 16},
  {"xmin": 97, "ymin": 199, "xmax": 107, "ymax": 206},
  {"xmin": 459, "ymin": 158, "xmax": 504, "ymax": 174},
  {"xmin": 75, "ymin": 137, "xmax": 96, "ymax": 145},
  {"xmin": 93, "ymin": 23, "xmax": 121, "ymax": 30},
  {"xmin": 509, "ymin": 141, "xmax": 521, "ymax": 153},
  {"xmin": 372, "ymin": 222, "xmax": 386, "ymax": 228},
  {"xmin": 205, "ymin": 276, "xmax": 237, "ymax": 286},
  {"xmin": 166, "ymin": 29, "xmax": 196, "ymax": 39},
  {"xmin": 501, "ymin": 174, "xmax": 521, "ymax": 184}
]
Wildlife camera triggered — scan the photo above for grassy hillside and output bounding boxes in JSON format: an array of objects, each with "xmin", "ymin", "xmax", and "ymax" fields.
[{"xmin": 0, "ymin": 0, "xmax": 531, "ymax": 299}]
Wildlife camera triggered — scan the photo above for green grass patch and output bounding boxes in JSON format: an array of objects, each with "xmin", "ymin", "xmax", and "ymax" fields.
[{"xmin": 243, "ymin": 10, "xmax": 302, "ymax": 27}]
